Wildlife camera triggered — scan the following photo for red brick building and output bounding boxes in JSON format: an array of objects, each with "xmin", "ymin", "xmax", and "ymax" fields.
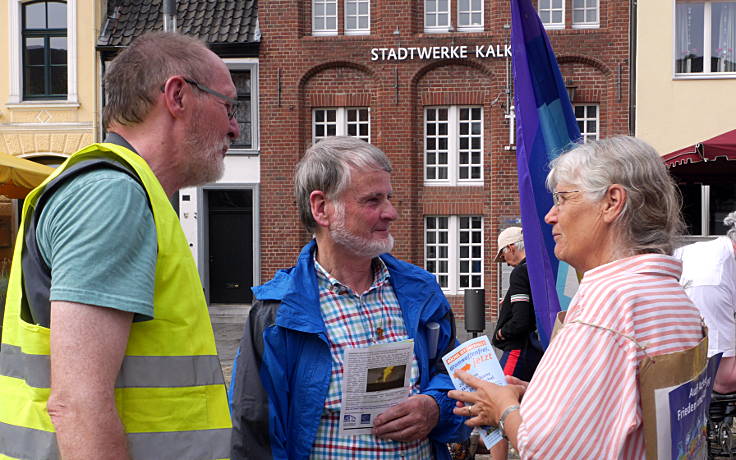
[{"xmin": 257, "ymin": 0, "xmax": 631, "ymax": 328}]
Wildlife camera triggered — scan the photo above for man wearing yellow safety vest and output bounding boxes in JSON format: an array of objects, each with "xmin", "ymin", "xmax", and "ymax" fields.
[{"xmin": 0, "ymin": 32, "xmax": 237, "ymax": 459}]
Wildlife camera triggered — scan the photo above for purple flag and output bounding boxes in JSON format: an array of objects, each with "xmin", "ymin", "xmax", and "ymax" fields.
[{"xmin": 511, "ymin": 0, "xmax": 581, "ymax": 347}]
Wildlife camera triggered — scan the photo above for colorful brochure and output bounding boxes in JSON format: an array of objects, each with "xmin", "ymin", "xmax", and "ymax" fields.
[{"xmin": 443, "ymin": 335, "xmax": 507, "ymax": 449}]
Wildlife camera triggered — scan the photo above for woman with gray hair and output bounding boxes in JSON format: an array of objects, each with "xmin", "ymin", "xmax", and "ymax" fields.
[{"xmin": 449, "ymin": 136, "xmax": 704, "ymax": 458}]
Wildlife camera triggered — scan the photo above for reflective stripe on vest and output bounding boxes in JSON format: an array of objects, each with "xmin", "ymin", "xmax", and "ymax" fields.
[
  {"xmin": 0, "ymin": 421, "xmax": 231, "ymax": 460},
  {"xmin": 0, "ymin": 344, "xmax": 224, "ymax": 388}
]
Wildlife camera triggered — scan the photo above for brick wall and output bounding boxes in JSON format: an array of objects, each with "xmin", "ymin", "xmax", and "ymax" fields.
[{"xmin": 258, "ymin": 0, "xmax": 631, "ymax": 321}]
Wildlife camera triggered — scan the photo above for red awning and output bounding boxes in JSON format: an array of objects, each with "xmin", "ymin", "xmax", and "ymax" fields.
[
  {"xmin": 663, "ymin": 129, "xmax": 736, "ymax": 184},
  {"xmin": 663, "ymin": 128, "xmax": 736, "ymax": 166}
]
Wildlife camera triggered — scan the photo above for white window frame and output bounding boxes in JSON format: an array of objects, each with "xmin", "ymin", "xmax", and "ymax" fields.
[
  {"xmin": 425, "ymin": 215, "xmax": 484, "ymax": 295},
  {"xmin": 457, "ymin": 0, "xmax": 484, "ymax": 32},
  {"xmin": 538, "ymin": 0, "xmax": 565, "ymax": 30},
  {"xmin": 313, "ymin": 0, "xmax": 338, "ymax": 36},
  {"xmin": 574, "ymin": 104, "xmax": 599, "ymax": 143},
  {"xmin": 571, "ymin": 0, "xmax": 599, "ymax": 29},
  {"xmin": 424, "ymin": 106, "xmax": 484, "ymax": 186},
  {"xmin": 224, "ymin": 58, "xmax": 260, "ymax": 155},
  {"xmin": 674, "ymin": 0, "xmax": 736, "ymax": 77},
  {"xmin": 344, "ymin": 0, "xmax": 370, "ymax": 35},
  {"xmin": 424, "ymin": 0, "xmax": 451, "ymax": 33},
  {"xmin": 7, "ymin": 0, "xmax": 78, "ymax": 106},
  {"xmin": 312, "ymin": 107, "xmax": 370, "ymax": 143}
]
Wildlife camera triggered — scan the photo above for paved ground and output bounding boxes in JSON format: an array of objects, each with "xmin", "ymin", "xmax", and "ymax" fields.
[{"xmin": 210, "ymin": 303, "xmax": 249, "ymax": 386}]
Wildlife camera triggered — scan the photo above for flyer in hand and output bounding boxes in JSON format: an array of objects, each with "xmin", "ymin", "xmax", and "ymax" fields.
[
  {"xmin": 338, "ymin": 340, "xmax": 415, "ymax": 436},
  {"xmin": 443, "ymin": 336, "xmax": 507, "ymax": 449}
]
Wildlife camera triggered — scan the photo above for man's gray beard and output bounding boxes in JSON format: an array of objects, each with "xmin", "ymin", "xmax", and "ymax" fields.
[
  {"xmin": 182, "ymin": 139, "xmax": 226, "ymax": 187},
  {"xmin": 180, "ymin": 106, "xmax": 227, "ymax": 187},
  {"xmin": 329, "ymin": 219, "xmax": 394, "ymax": 259}
]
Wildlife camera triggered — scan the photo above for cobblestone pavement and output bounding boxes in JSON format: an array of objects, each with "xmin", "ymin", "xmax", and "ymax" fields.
[{"xmin": 210, "ymin": 303, "xmax": 250, "ymax": 386}]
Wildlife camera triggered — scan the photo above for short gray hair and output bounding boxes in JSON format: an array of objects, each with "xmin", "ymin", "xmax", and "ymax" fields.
[
  {"xmin": 294, "ymin": 136, "xmax": 392, "ymax": 232},
  {"xmin": 513, "ymin": 239, "xmax": 525, "ymax": 252},
  {"xmin": 725, "ymin": 211, "xmax": 736, "ymax": 243},
  {"xmin": 103, "ymin": 32, "xmax": 213, "ymax": 129},
  {"xmin": 546, "ymin": 136, "xmax": 684, "ymax": 256}
]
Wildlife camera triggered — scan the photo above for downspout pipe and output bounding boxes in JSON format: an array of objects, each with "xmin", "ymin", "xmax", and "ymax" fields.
[
  {"xmin": 163, "ymin": 0, "xmax": 177, "ymax": 32},
  {"xmin": 629, "ymin": 0, "xmax": 637, "ymax": 135}
]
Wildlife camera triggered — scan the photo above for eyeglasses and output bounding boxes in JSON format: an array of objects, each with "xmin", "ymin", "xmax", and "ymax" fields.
[
  {"xmin": 182, "ymin": 77, "xmax": 240, "ymax": 120},
  {"xmin": 551, "ymin": 190, "xmax": 581, "ymax": 207},
  {"xmin": 502, "ymin": 241, "xmax": 521, "ymax": 254}
]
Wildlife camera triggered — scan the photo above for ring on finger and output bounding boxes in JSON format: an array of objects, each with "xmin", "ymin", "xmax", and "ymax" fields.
[{"xmin": 467, "ymin": 406, "xmax": 472, "ymax": 416}]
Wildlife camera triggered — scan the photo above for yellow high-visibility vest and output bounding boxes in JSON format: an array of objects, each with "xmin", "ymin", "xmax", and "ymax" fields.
[{"xmin": 0, "ymin": 143, "xmax": 231, "ymax": 459}]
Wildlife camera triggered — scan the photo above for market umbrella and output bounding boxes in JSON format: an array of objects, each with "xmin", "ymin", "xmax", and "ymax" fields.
[{"xmin": 0, "ymin": 151, "xmax": 54, "ymax": 198}]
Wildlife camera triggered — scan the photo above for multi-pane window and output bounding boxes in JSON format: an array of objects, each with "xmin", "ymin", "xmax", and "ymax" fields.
[
  {"xmin": 345, "ymin": 0, "xmax": 369, "ymax": 34},
  {"xmin": 22, "ymin": 1, "xmax": 67, "ymax": 99},
  {"xmin": 574, "ymin": 104, "xmax": 599, "ymax": 143},
  {"xmin": 313, "ymin": 108, "xmax": 370, "ymax": 143},
  {"xmin": 426, "ymin": 216, "xmax": 450, "ymax": 288},
  {"xmin": 225, "ymin": 61, "xmax": 259, "ymax": 153},
  {"xmin": 231, "ymin": 70, "xmax": 253, "ymax": 149},
  {"xmin": 458, "ymin": 0, "xmax": 484, "ymax": 31},
  {"xmin": 425, "ymin": 216, "xmax": 483, "ymax": 294},
  {"xmin": 458, "ymin": 216, "xmax": 483, "ymax": 290},
  {"xmin": 538, "ymin": 0, "xmax": 564, "ymax": 28},
  {"xmin": 425, "ymin": 0, "xmax": 450, "ymax": 31},
  {"xmin": 425, "ymin": 109, "xmax": 449, "ymax": 181},
  {"xmin": 425, "ymin": 106, "xmax": 483, "ymax": 185},
  {"xmin": 313, "ymin": 0, "xmax": 338, "ymax": 35},
  {"xmin": 675, "ymin": 1, "xmax": 736, "ymax": 74},
  {"xmin": 572, "ymin": 0, "xmax": 599, "ymax": 27}
]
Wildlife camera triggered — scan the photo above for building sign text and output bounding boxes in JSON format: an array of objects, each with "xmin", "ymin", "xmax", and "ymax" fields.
[{"xmin": 370, "ymin": 44, "xmax": 511, "ymax": 61}]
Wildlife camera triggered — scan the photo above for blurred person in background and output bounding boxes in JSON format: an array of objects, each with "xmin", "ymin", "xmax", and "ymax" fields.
[
  {"xmin": 490, "ymin": 226, "xmax": 543, "ymax": 459},
  {"xmin": 676, "ymin": 210, "xmax": 736, "ymax": 393}
]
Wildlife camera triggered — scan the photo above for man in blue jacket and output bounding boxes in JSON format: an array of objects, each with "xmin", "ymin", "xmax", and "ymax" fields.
[{"xmin": 230, "ymin": 136, "xmax": 470, "ymax": 459}]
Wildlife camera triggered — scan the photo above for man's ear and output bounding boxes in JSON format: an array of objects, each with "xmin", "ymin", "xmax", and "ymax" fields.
[
  {"xmin": 601, "ymin": 184, "xmax": 626, "ymax": 223},
  {"xmin": 161, "ymin": 76, "xmax": 188, "ymax": 118},
  {"xmin": 309, "ymin": 190, "xmax": 331, "ymax": 228}
]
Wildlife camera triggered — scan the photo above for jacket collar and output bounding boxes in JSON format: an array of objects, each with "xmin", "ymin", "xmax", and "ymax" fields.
[{"xmin": 253, "ymin": 239, "xmax": 445, "ymax": 335}]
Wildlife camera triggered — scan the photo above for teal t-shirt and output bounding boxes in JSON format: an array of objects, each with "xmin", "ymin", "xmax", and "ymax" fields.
[{"xmin": 36, "ymin": 168, "xmax": 157, "ymax": 319}]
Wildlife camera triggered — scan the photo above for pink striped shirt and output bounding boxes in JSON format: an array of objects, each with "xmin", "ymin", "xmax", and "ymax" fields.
[{"xmin": 517, "ymin": 254, "xmax": 703, "ymax": 459}]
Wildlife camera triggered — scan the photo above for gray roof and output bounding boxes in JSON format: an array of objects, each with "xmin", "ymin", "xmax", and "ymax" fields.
[{"xmin": 98, "ymin": 0, "xmax": 259, "ymax": 49}]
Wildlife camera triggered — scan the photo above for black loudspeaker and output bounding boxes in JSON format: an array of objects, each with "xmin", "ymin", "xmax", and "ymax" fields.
[{"xmin": 463, "ymin": 289, "xmax": 485, "ymax": 333}]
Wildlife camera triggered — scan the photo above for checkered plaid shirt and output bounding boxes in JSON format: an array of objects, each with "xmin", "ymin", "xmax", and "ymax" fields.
[{"xmin": 309, "ymin": 258, "xmax": 433, "ymax": 459}]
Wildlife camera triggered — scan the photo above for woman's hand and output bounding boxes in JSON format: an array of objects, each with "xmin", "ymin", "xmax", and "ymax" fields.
[
  {"xmin": 505, "ymin": 375, "xmax": 529, "ymax": 396},
  {"xmin": 448, "ymin": 371, "xmax": 524, "ymax": 427}
]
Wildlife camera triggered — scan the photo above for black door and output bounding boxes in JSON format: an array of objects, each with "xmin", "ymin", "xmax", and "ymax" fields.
[{"xmin": 207, "ymin": 189, "xmax": 253, "ymax": 303}]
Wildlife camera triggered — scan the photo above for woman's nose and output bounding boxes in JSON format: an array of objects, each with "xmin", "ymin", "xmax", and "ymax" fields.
[{"xmin": 544, "ymin": 205, "xmax": 557, "ymax": 224}]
